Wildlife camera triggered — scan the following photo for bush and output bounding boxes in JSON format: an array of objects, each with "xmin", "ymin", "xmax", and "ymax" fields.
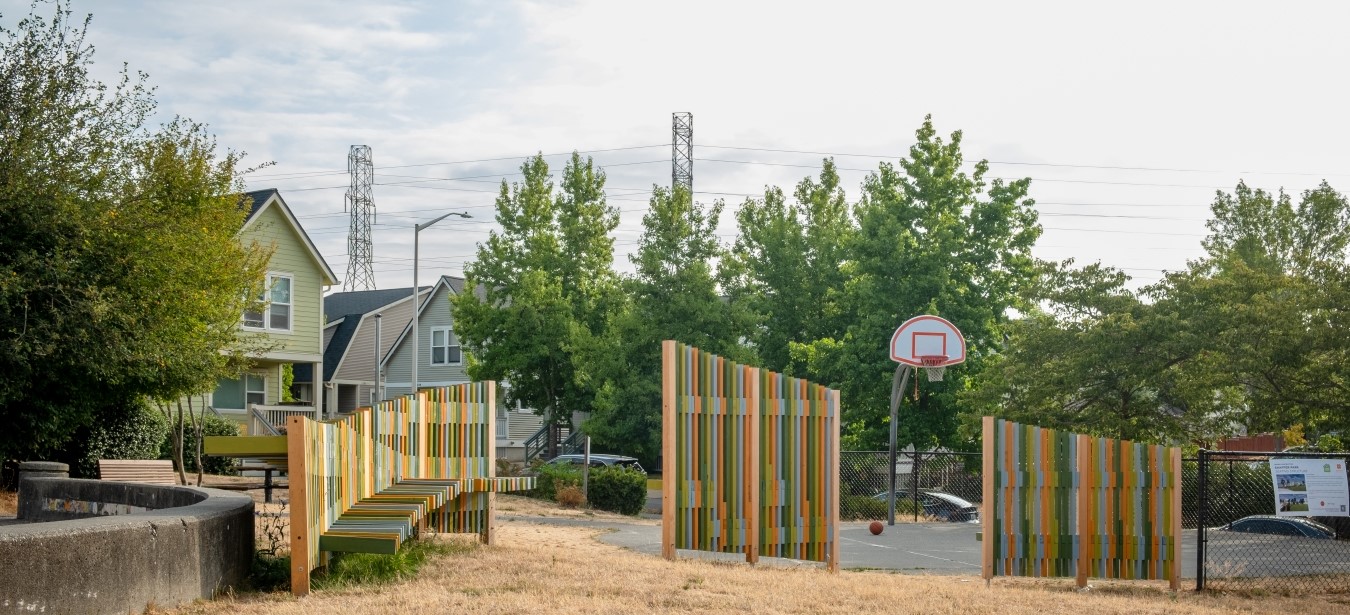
[
  {"xmin": 75, "ymin": 399, "xmax": 170, "ymax": 478},
  {"xmin": 160, "ymin": 412, "xmax": 240, "ymax": 476},
  {"xmin": 531, "ymin": 463, "xmax": 583, "ymax": 501},
  {"xmin": 587, "ymin": 466, "xmax": 647, "ymax": 516},
  {"xmin": 555, "ymin": 483, "xmax": 586, "ymax": 508},
  {"xmin": 841, "ymin": 495, "xmax": 917, "ymax": 521},
  {"xmin": 249, "ymin": 553, "xmax": 291, "ymax": 592}
]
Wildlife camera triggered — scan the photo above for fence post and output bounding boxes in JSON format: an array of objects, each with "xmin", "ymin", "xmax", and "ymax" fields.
[
  {"xmin": 1196, "ymin": 449, "xmax": 1207, "ymax": 591},
  {"xmin": 912, "ymin": 451, "xmax": 922, "ymax": 522}
]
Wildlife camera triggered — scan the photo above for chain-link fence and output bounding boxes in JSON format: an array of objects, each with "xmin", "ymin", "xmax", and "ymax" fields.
[
  {"xmin": 839, "ymin": 451, "xmax": 981, "ymax": 522},
  {"xmin": 1194, "ymin": 450, "xmax": 1350, "ymax": 592}
]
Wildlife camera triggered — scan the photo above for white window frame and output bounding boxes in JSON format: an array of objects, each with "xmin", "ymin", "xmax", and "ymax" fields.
[
  {"xmin": 245, "ymin": 374, "xmax": 267, "ymax": 407},
  {"xmin": 243, "ymin": 272, "xmax": 295, "ymax": 332},
  {"xmin": 429, "ymin": 326, "xmax": 462, "ymax": 366}
]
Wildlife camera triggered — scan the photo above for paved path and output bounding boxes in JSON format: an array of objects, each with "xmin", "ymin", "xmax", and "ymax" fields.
[{"xmin": 504, "ymin": 514, "xmax": 1201, "ymax": 577}]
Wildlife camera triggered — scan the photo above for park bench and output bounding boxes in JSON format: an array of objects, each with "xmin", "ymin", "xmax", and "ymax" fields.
[{"xmin": 98, "ymin": 459, "xmax": 178, "ymax": 485}]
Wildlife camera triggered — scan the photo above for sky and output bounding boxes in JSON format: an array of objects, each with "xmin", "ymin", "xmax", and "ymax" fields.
[{"xmin": 6, "ymin": 0, "xmax": 1350, "ymax": 292}]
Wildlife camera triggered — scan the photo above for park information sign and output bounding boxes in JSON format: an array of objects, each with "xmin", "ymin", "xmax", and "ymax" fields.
[{"xmin": 1270, "ymin": 458, "xmax": 1349, "ymax": 517}]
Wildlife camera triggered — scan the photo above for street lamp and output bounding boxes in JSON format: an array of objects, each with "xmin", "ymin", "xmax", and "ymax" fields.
[{"xmin": 412, "ymin": 211, "xmax": 472, "ymax": 396}]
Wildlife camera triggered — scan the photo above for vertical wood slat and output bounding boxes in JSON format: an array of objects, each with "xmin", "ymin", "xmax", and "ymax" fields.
[
  {"xmin": 746, "ymin": 365, "xmax": 761, "ymax": 564},
  {"xmin": 1169, "ymin": 447, "xmax": 1182, "ymax": 591},
  {"xmin": 661, "ymin": 340, "xmax": 677, "ymax": 560},
  {"xmin": 1075, "ymin": 433, "xmax": 1090, "ymax": 588},
  {"xmin": 982, "ymin": 416, "xmax": 995, "ymax": 581},
  {"xmin": 287, "ymin": 416, "xmax": 311, "ymax": 597}
]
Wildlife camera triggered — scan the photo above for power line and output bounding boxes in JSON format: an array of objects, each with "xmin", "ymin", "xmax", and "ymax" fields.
[
  {"xmin": 248, "ymin": 144, "xmax": 668, "ymax": 179},
  {"xmin": 700, "ymin": 144, "xmax": 1350, "ymax": 178}
]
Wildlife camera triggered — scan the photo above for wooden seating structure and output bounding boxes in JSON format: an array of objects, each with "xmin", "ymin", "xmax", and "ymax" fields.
[
  {"xmin": 204, "ymin": 381, "xmax": 534, "ymax": 595},
  {"xmin": 98, "ymin": 459, "xmax": 178, "ymax": 486}
]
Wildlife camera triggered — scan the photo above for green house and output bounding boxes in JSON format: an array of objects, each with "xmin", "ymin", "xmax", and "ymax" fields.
[{"xmin": 199, "ymin": 189, "xmax": 338, "ymax": 434}]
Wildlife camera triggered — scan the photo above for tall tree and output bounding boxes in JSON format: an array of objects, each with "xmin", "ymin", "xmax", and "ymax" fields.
[
  {"xmin": 729, "ymin": 159, "xmax": 854, "ymax": 373},
  {"xmin": 582, "ymin": 186, "xmax": 750, "ymax": 466},
  {"xmin": 452, "ymin": 153, "xmax": 618, "ymax": 433},
  {"xmin": 0, "ymin": 3, "xmax": 270, "ymax": 464},
  {"xmin": 793, "ymin": 116, "xmax": 1041, "ymax": 450}
]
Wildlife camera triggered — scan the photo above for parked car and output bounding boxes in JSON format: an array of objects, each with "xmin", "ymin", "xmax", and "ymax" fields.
[
  {"xmin": 1213, "ymin": 515, "xmax": 1336, "ymax": 539},
  {"xmin": 872, "ymin": 490, "xmax": 980, "ymax": 523},
  {"xmin": 545, "ymin": 453, "xmax": 646, "ymax": 474}
]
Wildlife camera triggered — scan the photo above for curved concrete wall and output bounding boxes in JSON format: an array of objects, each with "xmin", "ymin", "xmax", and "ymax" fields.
[{"xmin": 0, "ymin": 478, "xmax": 253, "ymax": 615}]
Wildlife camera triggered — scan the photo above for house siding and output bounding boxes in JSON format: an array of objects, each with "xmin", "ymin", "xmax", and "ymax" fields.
[
  {"xmin": 333, "ymin": 292, "xmax": 419, "ymax": 386},
  {"xmin": 383, "ymin": 283, "xmax": 469, "ymax": 397},
  {"xmin": 238, "ymin": 204, "xmax": 324, "ymax": 361}
]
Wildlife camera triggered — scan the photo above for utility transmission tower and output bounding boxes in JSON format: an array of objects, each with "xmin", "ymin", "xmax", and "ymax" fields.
[
  {"xmin": 343, "ymin": 145, "xmax": 376, "ymax": 291},
  {"xmin": 672, "ymin": 112, "xmax": 693, "ymax": 194}
]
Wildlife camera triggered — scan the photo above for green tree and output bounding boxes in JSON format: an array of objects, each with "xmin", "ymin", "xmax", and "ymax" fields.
[
  {"xmin": 792, "ymin": 116, "xmax": 1041, "ymax": 450},
  {"xmin": 962, "ymin": 262, "xmax": 1209, "ymax": 442},
  {"xmin": 452, "ymin": 153, "xmax": 619, "ymax": 438},
  {"xmin": 582, "ymin": 186, "xmax": 751, "ymax": 466},
  {"xmin": 0, "ymin": 3, "xmax": 270, "ymax": 466},
  {"xmin": 729, "ymin": 159, "xmax": 854, "ymax": 373}
]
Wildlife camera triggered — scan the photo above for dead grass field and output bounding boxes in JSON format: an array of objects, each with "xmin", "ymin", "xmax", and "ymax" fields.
[
  {"xmin": 162, "ymin": 513, "xmax": 1349, "ymax": 615},
  {"xmin": 0, "ymin": 490, "xmax": 16, "ymax": 516}
]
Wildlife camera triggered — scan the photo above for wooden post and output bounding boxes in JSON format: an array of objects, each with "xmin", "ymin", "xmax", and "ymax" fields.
[
  {"xmin": 483, "ymin": 382, "xmax": 497, "ymax": 546},
  {"xmin": 827, "ymin": 388, "xmax": 840, "ymax": 573},
  {"xmin": 981, "ymin": 416, "xmax": 994, "ymax": 583},
  {"xmin": 746, "ymin": 367, "xmax": 761, "ymax": 565},
  {"xmin": 661, "ymin": 340, "xmax": 677, "ymax": 560},
  {"xmin": 1075, "ymin": 434, "xmax": 1090, "ymax": 589},
  {"xmin": 1169, "ymin": 447, "xmax": 1182, "ymax": 591},
  {"xmin": 287, "ymin": 416, "xmax": 311, "ymax": 597}
]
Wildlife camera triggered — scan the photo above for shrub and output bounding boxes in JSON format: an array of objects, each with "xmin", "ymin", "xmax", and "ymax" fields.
[
  {"xmin": 841, "ymin": 495, "xmax": 917, "ymax": 521},
  {"xmin": 249, "ymin": 554, "xmax": 291, "ymax": 592},
  {"xmin": 587, "ymin": 466, "xmax": 647, "ymax": 516},
  {"xmin": 160, "ymin": 412, "xmax": 240, "ymax": 476},
  {"xmin": 532, "ymin": 462, "xmax": 582, "ymax": 501},
  {"xmin": 555, "ymin": 483, "xmax": 586, "ymax": 508},
  {"xmin": 75, "ymin": 399, "xmax": 170, "ymax": 478}
]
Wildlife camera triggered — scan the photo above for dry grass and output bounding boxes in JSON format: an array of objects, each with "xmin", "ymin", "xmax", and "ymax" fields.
[
  {"xmin": 0, "ymin": 489, "xmax": 16, "ymax": 516},
  {"xmin": 163, "ymin": 517, "xmax": 1349, "ymax": 615},
  {"xmin": 495, "ymin": 494, "xmax": 658, "ymax": 525}
]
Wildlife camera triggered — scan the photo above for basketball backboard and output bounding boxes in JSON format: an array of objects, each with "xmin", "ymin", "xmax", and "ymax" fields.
[{"xmin": 889, "ymin": 315, "xmax": 966, "ymax": 367}]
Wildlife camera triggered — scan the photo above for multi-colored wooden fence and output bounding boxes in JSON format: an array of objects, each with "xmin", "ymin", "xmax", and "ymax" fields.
[
  {"xmin": 981, "ymin": 417, "xmax": 1181, "ymax": 589},
  {"xmin": 208, "ymin": 381, "xmax": 533, "ymax": 595},
  {"xmin": 661, "ymin": 340, "xmax": 840, "ymax": 571}
]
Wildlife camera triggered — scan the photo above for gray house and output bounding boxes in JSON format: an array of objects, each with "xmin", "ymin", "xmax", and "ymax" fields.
[{"xmin": 304, "ymin": 275, "xmax": 547, "ymax": 460}]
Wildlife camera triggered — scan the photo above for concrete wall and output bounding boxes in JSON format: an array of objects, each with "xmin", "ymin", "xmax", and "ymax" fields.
[{"xmin": 0, "ymin": 478, "xmax": 253, "ymax": 615}]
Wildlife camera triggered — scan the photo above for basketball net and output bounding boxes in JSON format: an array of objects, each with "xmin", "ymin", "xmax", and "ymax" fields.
[{"xmin": 918, "ymin": 355, "xmax": 948, "ymax": 382}]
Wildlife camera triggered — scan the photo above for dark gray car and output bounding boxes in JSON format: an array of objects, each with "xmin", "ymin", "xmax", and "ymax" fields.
[{"xmin": 545, "ymin": 453, "xmax": 646, "ymax": 474}]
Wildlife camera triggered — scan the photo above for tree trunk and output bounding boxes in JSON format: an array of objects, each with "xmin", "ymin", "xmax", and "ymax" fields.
[
  {"xmin": 187, "ymin": 396, "xmax": 204, "ymax": 486},
  {"xmin": 174, "ymin": 400, "xmax": 188, "ymax": 485}
]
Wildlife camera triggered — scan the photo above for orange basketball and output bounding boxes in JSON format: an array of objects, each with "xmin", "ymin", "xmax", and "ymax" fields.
[{"xmin": 869, "ymin": 521, "xmax": 884, "ymax": 535}]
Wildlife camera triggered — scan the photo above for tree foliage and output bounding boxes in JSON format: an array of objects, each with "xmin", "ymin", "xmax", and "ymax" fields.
[
  {"xmin": 452, "ymin": 153, "xmax": 619, "ymax": 428},
  {"xmin": 0, "ymin": 3, "xmax": 269, "ymax": 464},
  {"xmin": 792, "ymin": 116, "xmax": 1041, "ymax": 450},
  {"xmin": 582, "ymin": 186, "xmax": 751, "ymax": 467}
]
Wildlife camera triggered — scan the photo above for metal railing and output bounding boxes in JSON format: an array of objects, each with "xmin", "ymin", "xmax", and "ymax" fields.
[
  {"xmin": 1193, "ymin": 449, "xmax": 1350, "ymax": 593},
  {"xmin": 248, "ymin": 403, "xmax": 317, "ymax": 436},
  {"xmin": 523, "ymin": 423, "xmax": 572, "ymax": 463}
]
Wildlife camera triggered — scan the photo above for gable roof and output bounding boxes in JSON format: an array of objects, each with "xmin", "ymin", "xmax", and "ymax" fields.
[
  {"xmin": 323, "ymin": 286, "xmax": 427, "ymax": 324},
  {"xmin": 381, "ymin": 275, "xmax": 471, "ymax": 368},
  {"xmin": 322, "ymin": 315, "xmax": 361, "ymax": 381},
  {"xmin": 241, "ymin": 189, "xmax": 340, "ymax": 286}
]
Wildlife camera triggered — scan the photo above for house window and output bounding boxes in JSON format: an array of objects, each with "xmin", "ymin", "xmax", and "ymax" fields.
[
  {"xmin": 243, "ymin": 273, "xmax": 293, "ymax": 331},
  {"xmin": 213, "ymin": 374, "xmax": 266, "ymax": 409},
  {"xmin": 430, "ymin": 327, "xmax": 462, "ymax": 365}
]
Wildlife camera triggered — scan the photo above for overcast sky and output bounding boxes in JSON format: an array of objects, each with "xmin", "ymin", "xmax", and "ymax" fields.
[{"xmin": 7, "ymin": 0, "xmax": 1350, "ymax": 292}]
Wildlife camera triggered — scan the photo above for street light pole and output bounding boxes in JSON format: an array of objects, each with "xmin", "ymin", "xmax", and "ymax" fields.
[{"xmin": 411, "ymin": 211, "xmax": 471, "ymax": 397}]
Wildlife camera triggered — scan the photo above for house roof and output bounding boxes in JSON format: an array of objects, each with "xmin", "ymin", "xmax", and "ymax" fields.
[
  {"xmin": 382, "ymin": 275, "xmax": 476, "ymax": 367},
  {"xmin": 323, "ymin": 286, "xmax": 427, "ymax": 324},
  {"xmin": 322, "ymin": 315, "xmax": 361, "ymax": 381},
  {"xmin": 240, "ymin": 189, "xmax": 340, "ymax": 286}
]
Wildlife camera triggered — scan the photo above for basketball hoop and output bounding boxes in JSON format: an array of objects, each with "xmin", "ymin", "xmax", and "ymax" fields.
[{"xmin": 918, "ymin": 355, "xmax": 949, "ymax": 382}]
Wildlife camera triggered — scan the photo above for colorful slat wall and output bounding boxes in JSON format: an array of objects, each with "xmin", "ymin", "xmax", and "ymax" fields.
[
  {"xmin": 661, "ymin": 340, "xmax": 840, "ymax": 571},
  {"xmin": 289, "ymin": 382, "xmax": 524, "ymax": 589},
  {"xmin": 980, "ymin": 417, "xmax": 1182, "ymax": 589}
]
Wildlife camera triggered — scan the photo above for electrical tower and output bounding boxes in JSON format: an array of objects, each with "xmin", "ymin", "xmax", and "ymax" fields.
[
  {"xmin": 343, "ymin": 145, "xmax": 376, "ymax": 291},
  {"xmin": 672, "ymin": 112, "xmax": 693, "ymax": 194}
]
